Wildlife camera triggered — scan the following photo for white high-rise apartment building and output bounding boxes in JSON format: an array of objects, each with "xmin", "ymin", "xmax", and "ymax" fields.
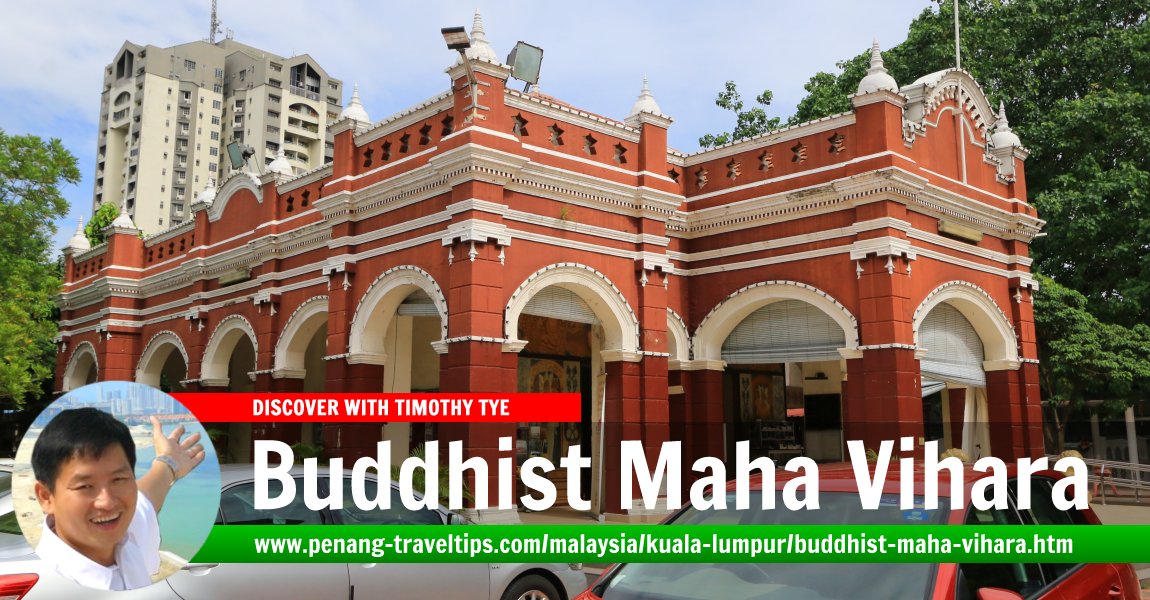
[{"xmin": 93, "ymin": 38, "xmax": 343, "ymax": 235}]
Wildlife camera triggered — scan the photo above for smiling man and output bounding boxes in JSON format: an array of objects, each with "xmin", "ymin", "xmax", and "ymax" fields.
[{"xmin": 31, "ymin": 407, "xmax": 205, "ymax": 590}]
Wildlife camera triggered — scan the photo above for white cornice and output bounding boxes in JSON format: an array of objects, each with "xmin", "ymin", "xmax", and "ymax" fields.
[
  {"xmin": 442, "ymin": 219, "xmax": 511, "ymax": 246},
  {"xmin": 676, "ymin": 167, "xmax": 1041, "ymax": 244},
  {"xmin": 145, "ymin": 220, "xmax": 196, "ymax": 245},
  {"xmin": 277, "ymin": 164, "xmax": 333, "ymax": 194},
  {"xmin": 505, "ymin": 90, "xmax": 639, "ymax": 142},
  {"xmin": 908, "ymin": 229, "xmax": 1033, "ymax": 267},
  {"xmin": 521, "ymin": 142, "xmax": 636, "ymax": 177},
  {"xmin": 687, "ymin": 150, "xmax": 906, "ymax": 204},
  {"xmin": 683, "ymin": 112, "xmax": 856, "ymax": 164},
  {"xmin": 355, "ymin": 92, "xmax": 453, "ymax": 146},
  {"xmin": 429, "ymin": 143, "xmax": 532, "ymax": 188},
  {"xmin": 668, "ymin": 217, "xmax": 909, "ymax": 263}
]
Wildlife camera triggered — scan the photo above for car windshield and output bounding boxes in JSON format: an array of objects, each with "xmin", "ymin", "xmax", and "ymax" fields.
[
  {"xmin": 0, "ymin": 470, "xmax": 30, "ymax": 557},
  {"xmin": 597, "ymin": 491, "xmax": 948, "ymax": 600}
]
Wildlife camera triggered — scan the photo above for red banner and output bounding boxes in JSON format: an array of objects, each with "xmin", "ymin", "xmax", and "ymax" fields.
[{"xmin": 171, "ymin": 393, "xmax": 580, "ymax": 423}]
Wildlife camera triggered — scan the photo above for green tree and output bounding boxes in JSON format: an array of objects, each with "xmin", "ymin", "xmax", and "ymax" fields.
[
  {"xmin": 1033, "ymin": 274, "xmax": 1150, "ymax": 449},
  {"xmin": 793, "ymin": 0, "xmax": 1150, "ymax": 325},
  {"xmin": 788, "ymin": 0, "xmax": 1150, "ymax": 424},
  {"xmin": 85, "ymin": 201, "xmax": 119, "ymax": 247},
  {"xmin": 698, "ymin": 82, "xmax": 783, "ymax": 148},
  {"xmin": 0, "ymin": 129, "xmax": 79, "ymax": 406}
]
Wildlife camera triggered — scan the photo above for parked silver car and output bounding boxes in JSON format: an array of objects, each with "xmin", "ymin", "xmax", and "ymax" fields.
[{"xmin": 0, "ymin": 461, "xmax": 584, "ymax": 599}]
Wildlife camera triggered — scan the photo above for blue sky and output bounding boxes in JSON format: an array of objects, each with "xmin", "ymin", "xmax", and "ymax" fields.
[{"xmin": 0, "ymin": 1, "xmax": 941, "ymax": 254}]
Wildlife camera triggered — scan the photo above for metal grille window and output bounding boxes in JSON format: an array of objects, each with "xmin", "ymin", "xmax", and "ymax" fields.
[
  {"xmin": 721, "ymin": 300, "xmax": 846, "ymax": 363},
  {"xmin": 919, "ymin": 303, "xmax": 985, "ymax": 387}
]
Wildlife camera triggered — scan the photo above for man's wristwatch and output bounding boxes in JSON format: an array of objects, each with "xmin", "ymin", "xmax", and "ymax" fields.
[{"xmin": 154, "ymin": 454, "xmax": 180, "ymax": 486}]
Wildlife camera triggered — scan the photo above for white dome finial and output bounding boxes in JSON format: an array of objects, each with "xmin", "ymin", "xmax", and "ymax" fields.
[
  {"xmin": 869, "ymin": 37, "xmax": 884, "ymax": 69},
  {"xmin": 472, "ymin": 9, "xmax": 487, "ymax": 40},
  {"xmin": 455, "ymin": 9, "xmax": 499, "ymax": 64},
  {"xmin": 996, "ymin": 101, "xmax": 1010, "ymax": 129},
  {"xmin": 267, "ymin": 148, "xmax": 293, "ymax": 177},
  {"xmin": 991, "ymin": 100, "xmax": 1021, "ymax": 148},
  {"xmin": 629, "ymin": 75, "xmax": 663, "ymax": 117},
  {"xmin": 856, "ymin": 38, "xmax": 899, "ymax": 95},
  {"xmin": 199, "ymin": 177, "xmax": 218, "ymax": 205},
  {"xmin": 339, "ymin": 83, "xmax": 371, "ymax": 123},
  {"xmin": 111, "ymin": 199, "xmax": 137, "ymax": 230},
  {"xmin": 67, "ymin": 217, "xmax": 90, "ymax": 251}
]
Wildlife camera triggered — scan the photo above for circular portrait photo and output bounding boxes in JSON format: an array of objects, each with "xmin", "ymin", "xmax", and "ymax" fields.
[{"xmin": 10, "ymin": 381, "xmax": 220, "ymax": 592}]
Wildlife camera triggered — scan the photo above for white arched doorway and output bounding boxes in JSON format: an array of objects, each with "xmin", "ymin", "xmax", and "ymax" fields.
[
  {"xmin": 62, "ymin": 342, "xmax": 99, "ymax": 392},
  {"xmin": 136, "ymin": 331, "xmax": 189, "ymax": 391},
  {"xmin": 504, "ymin": 264, "xmax": 640, "ymax": 515},
  {"xmin": 273, "ymin": 296, "xmax": 329, "ymax": 450},
  {"xmin": 349, "ymin": 267, "xmax": 449, "ymax": 458},
  {"xmin": 914, "ymin": 282, "xmax": 1020, "ymax": 459},
  {"xmin": 201, "ymin": 315, "xmax": 259, "ymax": 462},
  {"xmin": 693, "ymin": 281, "xmax": 860, "ymax": 463}
]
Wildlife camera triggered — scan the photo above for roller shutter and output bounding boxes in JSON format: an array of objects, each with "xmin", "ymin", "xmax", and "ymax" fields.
[
  {"xmin": 721, "ymin": 300, "xmax": 846, "ymax": 363},
  {"xmin": 919, "ymin": 303, "xmax": 985, "ymax": 387},
  {"xmin": 521, "ymin": 286, "xmax": 598, "ymax": 324}
]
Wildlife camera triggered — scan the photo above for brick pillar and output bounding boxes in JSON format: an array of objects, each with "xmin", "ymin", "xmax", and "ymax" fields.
[
  {"xmin": 97, "ymin": 331, "xmax": 140, "ymax": 383},
  {"xmin": 323, "ymin": 361, "xmax": 385, "ymax": 461},
  {"xmin": 639, "ymin": 356, "xmax": 670, "ymax": 451},
  {"xmin": 843, "ymin": 348, "xmax": 922, "ymax": 451},
  {"xmin": 986, "ymin": 369, "xmax": 1028, "ymax": 461},
  {"xmin": 437, "ymin": 231, "xmax": 516, "ymax": 512},
  {"xmin": 948, "ymin": 388, "xmax": 966, "ymax": 450},
  {"xmin": 438, "ymin": 341, "xmax": 518, "ymax": 511},
  {"xmin": 667, "ymin": 370, "xmax": 686, "ymax": 439},
  {"xmin": 271, "ymin": 377, "xmax": 306, "ymax": 393},
  {"xmin": 251, "ymin": 422, "xmax": 303, "ymax": 453},
  {"xmin": 1008, "ymin": 281, "xmax": 1044, "ymax": 459},
  {"xmin": 251, "ymin": 377, "xmax": 305, "ymax": 455},
  {"xmin": 1019, "ymin": 362, "xmax": 1044, "ymax": 457},
  {"xmin": 252, "ymin": 372, "xmax": 274, "ymax": 392},
  {"xmin": 849, "ymin": 246, "xmax": 919, "ymax": 454},
  {"xmin": 601, "ymin": 359, "xmax": 643, "ymax": 516},
  {"xmin": 682, "ymin": 368, "xmax": 725, "ymax": 469},
  {"xmin": 636, "ymin": 268, "xmax": 670, "ymax": 488}
]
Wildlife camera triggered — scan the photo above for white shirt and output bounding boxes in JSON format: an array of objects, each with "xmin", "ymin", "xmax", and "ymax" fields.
[{"xmin": 36, "ymin": 491, "xmax": 162, "ymax": 591}]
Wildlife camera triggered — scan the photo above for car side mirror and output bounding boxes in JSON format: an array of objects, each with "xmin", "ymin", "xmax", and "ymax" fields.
[
  {"xmin": 977, "ymin": 588, "xmax": 1025, "ymax": 600},
  {"xmin": 447, "ymin": 513, "xmax": 469, "ymax": 525}
]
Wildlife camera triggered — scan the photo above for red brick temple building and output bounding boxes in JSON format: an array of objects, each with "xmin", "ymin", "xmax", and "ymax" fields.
[{"xmin": 57, "ymin": 15, "xmax": 1044, "ymax": 518}]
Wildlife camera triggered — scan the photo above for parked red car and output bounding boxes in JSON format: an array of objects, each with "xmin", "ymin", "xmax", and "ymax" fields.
[{"xmin": 575, "ymin": 462, "xmax": 1141, "ymax": 600}]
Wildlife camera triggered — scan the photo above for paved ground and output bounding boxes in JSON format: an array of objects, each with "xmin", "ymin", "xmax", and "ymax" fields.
[{"xmin": 1090, "ymin": 501, "xmax": 1150, "ymax": 598}]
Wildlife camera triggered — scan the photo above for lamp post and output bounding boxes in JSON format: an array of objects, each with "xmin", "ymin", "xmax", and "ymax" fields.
[{"xmin": 441, "ymin": 26, "xmax": 482, "ymax": 123}]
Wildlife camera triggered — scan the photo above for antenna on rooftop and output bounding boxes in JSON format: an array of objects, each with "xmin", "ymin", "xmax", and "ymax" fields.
[{"xmin": 210, "ymin": 0, "xmax": 223, "ymax": 44}]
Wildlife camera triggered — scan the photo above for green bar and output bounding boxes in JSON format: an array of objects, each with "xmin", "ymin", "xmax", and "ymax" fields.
[{"xmin": 191, "ymin": 524, "xmax": 1150, "ymax": 563}]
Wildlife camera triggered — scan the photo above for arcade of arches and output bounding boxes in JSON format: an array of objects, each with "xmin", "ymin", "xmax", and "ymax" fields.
[{"xmin": 57, "ymin": 47, "xmax": 1044, "ymax": 519}]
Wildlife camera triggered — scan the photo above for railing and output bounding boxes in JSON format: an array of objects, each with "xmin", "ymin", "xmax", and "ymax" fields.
[
  {"xmin": 1047, "ymin": 455, "xmax": 1149, "ymax": 504},
  {"xmin": 289, "ymin": 85, "xmax": 320, "ymax": 102}
]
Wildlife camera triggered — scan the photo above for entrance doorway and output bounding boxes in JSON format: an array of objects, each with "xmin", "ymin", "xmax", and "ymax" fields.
[{"xmin": 517, "ymin": 353, "xmax": 592, "ymax": 502}]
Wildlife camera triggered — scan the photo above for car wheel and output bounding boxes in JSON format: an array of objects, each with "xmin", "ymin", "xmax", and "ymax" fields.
[{"xmin": 500, "ymin": 574, "xmax": 562, "ymax": 600}]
